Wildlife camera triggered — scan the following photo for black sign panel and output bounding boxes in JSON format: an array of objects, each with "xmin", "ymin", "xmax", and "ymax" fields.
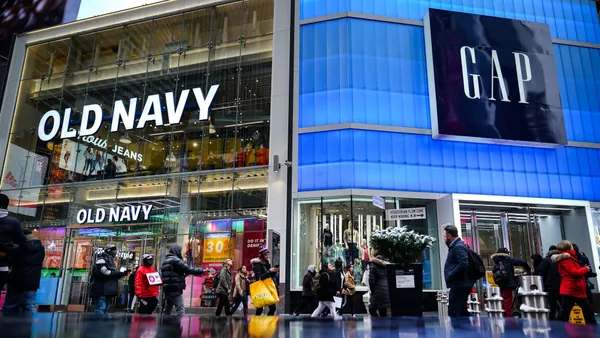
[{"xmin": 424, "ymin": 9, "xmax": 566, "ymax": 147}]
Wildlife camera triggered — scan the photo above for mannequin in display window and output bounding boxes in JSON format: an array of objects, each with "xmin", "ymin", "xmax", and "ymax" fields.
[
  {"xmin": 343, "ymin": 221, "xmax": 359, "ymax": 266},
  {"xmin": 333, "ymin": 241, "xmax": 346, "ymax": 265},
  {"xmin": 245, "ymin": 143, "xmax": 256, "ymax": 166},
  {"xmin": 322, "ymin": 225, "xmax": 334, "ymax": 265},
  {"xmin": 256, "ymin": 143, "xmax": 269, "ymax": 165},
  {"xmin": 360, "ymin": 239, "xmax": 369, "ymax": 273}
]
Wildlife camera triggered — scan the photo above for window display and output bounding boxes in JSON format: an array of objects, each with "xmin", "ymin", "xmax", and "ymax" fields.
[{"xmin": 293, "ymin": 196, "xmax": 440, "ymax": 291}]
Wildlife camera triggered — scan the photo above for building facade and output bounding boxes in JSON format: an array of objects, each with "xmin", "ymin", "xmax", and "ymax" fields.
[{"xmin": 1, "ymin": 0, "xmax": 600, "ymax": 313}]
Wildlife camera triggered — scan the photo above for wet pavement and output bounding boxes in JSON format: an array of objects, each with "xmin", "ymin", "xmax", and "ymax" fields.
[{"xmin": 0, "ymin": 313, "xmax": 597, "ymax": 337}]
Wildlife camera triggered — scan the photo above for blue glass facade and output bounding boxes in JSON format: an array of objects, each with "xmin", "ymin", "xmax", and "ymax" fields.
[{"xmin": 298, "ymin": 0, "xmax": 600, "ymax": 201}]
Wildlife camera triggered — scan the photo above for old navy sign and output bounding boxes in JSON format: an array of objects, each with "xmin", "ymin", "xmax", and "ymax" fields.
[
  {"xmin": 38, "ymin": 85, "xmax": 219, "ymax": 141},
  {"xmin": 424, "ymin": 9, "xmax": 566, "ymax": 148},
  {"xmin": 76, "ymin": 205, "xmax": 153, "ymax": 224}
]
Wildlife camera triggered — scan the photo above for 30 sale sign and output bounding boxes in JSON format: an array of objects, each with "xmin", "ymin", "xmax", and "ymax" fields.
[{"xmin": 203, "ymin": 233, "xmax": 234, "ymax": 262}]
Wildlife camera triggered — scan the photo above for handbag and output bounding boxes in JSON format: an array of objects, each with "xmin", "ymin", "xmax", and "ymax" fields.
[{"xmin": 249, "ymin": 278, "xmax": 280, "ymax": 308}]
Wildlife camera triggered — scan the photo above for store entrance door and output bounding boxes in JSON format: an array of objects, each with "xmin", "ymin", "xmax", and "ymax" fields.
[{"xmin": 59, "ymin": 227, "xmax": 159, "ymax": 311}]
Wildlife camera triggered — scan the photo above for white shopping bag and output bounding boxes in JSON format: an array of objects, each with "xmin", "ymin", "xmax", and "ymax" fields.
[
  {"xmin": 130, "ymin": 295, "xmax": 137, "ymax": 311},
  {"xmin": 146, "ymin": 272, "xmax": 162, "ymax": 286},
  {"xmin": 333, "ymin": 296, "xmax": 343, "ymax": 309}
]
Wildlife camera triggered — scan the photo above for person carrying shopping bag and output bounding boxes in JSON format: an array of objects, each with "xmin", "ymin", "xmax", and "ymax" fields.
[{"xmin": 251, "ymin": 246, "xmax": 279, "ymax": 315}]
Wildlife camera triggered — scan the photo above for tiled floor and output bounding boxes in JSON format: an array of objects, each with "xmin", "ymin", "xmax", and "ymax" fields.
[{"xmin": 0, "ymin": 313, "xmax": 597, "ymax": 337}]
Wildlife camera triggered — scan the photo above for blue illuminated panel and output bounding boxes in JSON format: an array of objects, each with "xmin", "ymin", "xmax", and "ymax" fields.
[
  {"xmin": 298, "ymin": 130, "xmax": 600, "ymax": 200},
  {"xmin": 300, "ymin": 19, "xmax": 600, "ymax": 143},
  {"xmin": 299, "ymin": 0, "xmax": 600, "ymax": 43}
]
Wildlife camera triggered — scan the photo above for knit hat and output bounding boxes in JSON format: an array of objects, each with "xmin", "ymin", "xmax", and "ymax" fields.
[
  {"xmin": 549, "ymin": 245, "xmax": 557, "ymax": 251},
  {"xmin": 259, "ymin": 245, "xmax": 270, "ymax": 256}
]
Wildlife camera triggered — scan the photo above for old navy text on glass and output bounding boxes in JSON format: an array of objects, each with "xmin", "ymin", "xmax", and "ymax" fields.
[{"xmin": 37, "ymin": 85, "xmax": 219, "ymax": 141}]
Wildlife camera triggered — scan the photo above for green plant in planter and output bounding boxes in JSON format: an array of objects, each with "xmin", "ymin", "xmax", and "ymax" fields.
[{"xmin": 370, "ymin": 226, "xmax": 436, "ymax": 264}]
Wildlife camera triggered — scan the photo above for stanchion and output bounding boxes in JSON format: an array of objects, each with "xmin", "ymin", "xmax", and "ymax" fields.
[
  {"xmin": 437, "ymin": 290, "xmax": 449, "ymax": 318},
  {"xmin": 518, "ymin": 276, "xmax": 549, "ymax": 320},
  {"xmin": 467, "ymin": 292, "xmax": 481, "ymax": 316},
  {"xmin": 485, "ymin": 286, "xmax": 504, "ymax": 318}
]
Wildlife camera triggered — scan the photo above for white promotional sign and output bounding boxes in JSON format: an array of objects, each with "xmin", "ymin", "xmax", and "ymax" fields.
[
  {"xmin": 146, "ymin": 272, "xmax": 163, "ymax": 286},
  {"xmin": 37, "ymin": 85, "xmax": 219, "ymax": 141},
  {"xmin": 77, "ymin": 205, "xmax": 153, "ymax": 224},
  {"xmin": 385, "ymin": 207, "xmax": 426, "ymax": 221},
  {"xmin": 372, "ymin": 195, "xmax": 385, "ymax": 209},
  {"xmin": 395, "ymin": 275, "xmax": 416, "ymax": 289}
]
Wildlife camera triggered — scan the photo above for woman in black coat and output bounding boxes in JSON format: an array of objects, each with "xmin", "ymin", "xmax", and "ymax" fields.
[
  {"xmin": 368, "ymin": 249, "xmax": 391, "ymax": 317},
  {"xmin": 310, "ymin": 264, "xmax": 342, "ymax": 320}
]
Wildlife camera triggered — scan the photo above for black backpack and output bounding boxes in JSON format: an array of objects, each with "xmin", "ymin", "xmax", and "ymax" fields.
[
  {"xmin": 467, "ymin": 249, "xmax": 485, "ymax": 282},
  {"xmin": 492, "ymin": 260, "xmax": 509, "ymax": 285},
  {"xmin": 0, "ymin": 237, "xmax": 16, "ymax": 260},
  {"xmin": 213, "ymin": 267, "xmax": 223, "ymax": 288}
]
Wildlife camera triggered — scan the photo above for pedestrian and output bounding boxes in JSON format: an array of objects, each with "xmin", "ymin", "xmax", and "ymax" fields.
[
  {"xmin": 572, "ymin": 243, "xmax": 595, "ymax": 304},
  {"xmin": 2, "ymin": 228, "xmax": 45, "ymax": 314},
  {"xmin": 90, "ymin": 244, "xmax": 129, "ymax": 314},
  {"xmin": 293, "ymin": 265, "xmax": 316, "ymax": 316},
  {"xmin": 342, "ymin": 264, "xmax": 357, "ymax": 317},
  {"xmin": 443, "ymin": 224, "xmax": 472, "ymax": 317},
  {"xmin": 230, "ymin": 265, "xmax": 249, "ymax": 316},
  {"xmin": 553, "ymin": 240, "xmax": 597, "ymax": 325},
  {"xmin": 215, "ymin": 258, "xmax": 233, "ymax": 316},
  {"xmin": 491, "ymin": 248, "xmax": 531, "ymax": 317},
  {"xmin": 160, "ymin": 244, "xmax": 205, "ymax": 315},
  {"xmin": 531, "ymin": 254, "xmax": 543, "ymax": 272},
  {"xmin": 368, "ymin": 248, "xmax": 390, "ymax": 317},
  {"xmin": 310, "ymin": 263, "xmax": 342, "ymax": 320},
  {"xmin": 534, "ymin": 245, "xmax": 561, "ymax": 319},
  {"xmin": 127, "ymin": 266, "xmax": 138, "ymax": 312},
  {"xmin": 332, "ymin": 259, "xmax": 344, "ymax": 314},
  {"xmin": 0, "ymin": 193, "xmax": 25, "ymax": 290},
  {"xmin": 135, "ymin": 254, "xmax": 160, "ymax": 314},
  {"xmin": 251, "ymin": 246, "xmax": 278, "ymax": 315}
]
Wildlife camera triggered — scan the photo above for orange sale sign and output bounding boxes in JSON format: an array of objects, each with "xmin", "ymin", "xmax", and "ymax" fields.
[{"xmin": 203, "ymin": 233, "xmax": 234, "ymax": 262}]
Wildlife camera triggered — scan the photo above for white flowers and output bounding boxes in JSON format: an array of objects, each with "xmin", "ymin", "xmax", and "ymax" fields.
[{"xmin": 370, "ymin": 226, "xmax": 436, "ymax": 264}]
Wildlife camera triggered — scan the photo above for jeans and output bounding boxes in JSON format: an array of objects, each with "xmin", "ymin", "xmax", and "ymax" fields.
[
  {"xmin": 501, "ymin": 288, "xmax": 514, "ymax": 317},
  {"xmin": 311, "ymin": 301, "xmax": 341, "ymax": 319},
  {"xmin": 94, "ymin": 296, "xmax": 111, "ymax": 314},
  {"xmin": 2, "ymin": 290, "xmax": 37, "ymax": 314},
  {"xmin": 448, "ymin": 287, "xmax": 471, "ymax": 317},
  {"xmin": 163, "ymin": 294, "xmax": 185, "ymax": 316},
  {"xmin": 216, "ymin": 293, "xmax": 232, "ymax": 316},
  {"xmin": 138, "ymin": 297, "xmax": 158, "ymax": 314},
  {"xmin": 230, "ymin": 294, "xmax": 248, "ymax": 315},
  {"xmin": 557, "ymin": 295, "xmax": 597, "ymax": 325},
  {"xmin": 255, "ymin": 304, "xmax": 276, "ymax": 316}
]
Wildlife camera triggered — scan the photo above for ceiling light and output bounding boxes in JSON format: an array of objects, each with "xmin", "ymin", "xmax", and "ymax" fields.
[
  {"xmin": 193, "ymin": 142, "xmax": 198, "ymax": 147},
  {"xmin": 165, "ymin": 152, "xmax": 177, "ymax": 163},
  {"xmin": 209, "ymin": 122, "xmax": 216, "ymax": 134}
]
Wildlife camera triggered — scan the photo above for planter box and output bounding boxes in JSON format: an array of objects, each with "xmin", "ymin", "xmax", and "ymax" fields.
[{"xmin": 386, "ymin": 263, "xmax": 423, "ymax": 317}]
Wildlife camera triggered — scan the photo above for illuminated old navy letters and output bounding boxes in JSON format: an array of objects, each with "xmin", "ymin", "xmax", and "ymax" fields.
[
  {"xmin": 460, "ymin": 46, "xmax": 532, "ymax": 103},
  {"xmin": 76, "ymin": 205, "xmax": 153, "ymax": 224},
  {"xmin": 38, "ymin": 85, "xmax": 219, "ymax": 141}
]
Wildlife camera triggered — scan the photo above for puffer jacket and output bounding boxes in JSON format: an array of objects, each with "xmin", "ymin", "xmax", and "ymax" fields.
[
  {"xmin": 7, "ymin": 234, "xmax": 45, "ymax": 292},
  {"xmin": 134, "ymin": 264, "xmax": 160, "ymax": 298},
  {"xmin": 90, "ymin": 251, "xmax": 126, "ymax": 297},
  {"xmin": 444, "ymin": 238, "xmax": 472, "ymax": 288},
  {"xmin": 160, "ymin": 244, "xmax": 204, "ymax": 295},
  {"xmin": 316, "ymin": 270, "xmax": 334, "ymax": 302},
  {"xmin": 533, "ymin": 250, "xmax": 561, "ymax": 293},
  {"xmin": 552, "ymin": 250, "xmax": 589, "ymax": 298},
  {"xmin": 368, "ymin": 256, "xmax": 390, "ymax": 309},
  {"xmin": 491, "ymin": 253, "xmax": 531, "ymax": 290},
  {"xmin": 251, "ymin": 257, "xmax": 275, "ymax": 281},
  {"xmin": 216, "ymin": 266, "xmax": 232, "ymax": 295}
]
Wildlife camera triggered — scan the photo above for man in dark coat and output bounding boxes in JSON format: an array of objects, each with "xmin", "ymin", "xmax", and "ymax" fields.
[
  {"xmin": 160, "ymin": 244, "xmax": 204, "ymax": 315},
  {"xmin": 0, "ymin": 194, "xmax": 25, "ymax": 290},
  {"xmin": 90, "ymin": 244, "xmax": 129, "ymax": 314},
  {"xmin": 491, "ymin": 248, "xmax": 531, "ymax": 317},
  {"xmin": 310, "ymin": 264, "xmax": 341, "ymax": 320},
  {"xmin": 534, "ymin": 245, "xmax": 561, "ymax": 319},
  {"xmin": 251, "ymin": 246, "xmax": 278, "ymax": 315},
  {"xmin": 572, "ymin": 243, "xmax": 595, "ymax": 304},
  {"xmin": 2, "ymin": 228, "xmax": 45, "ymax": 313},
  {"xmin": 443, "ymin": 225, "xmax": 472, "ymax": 317},
  {"xmin": 293, "ymin": 265, "xmax": 316, "ymax": 315}
]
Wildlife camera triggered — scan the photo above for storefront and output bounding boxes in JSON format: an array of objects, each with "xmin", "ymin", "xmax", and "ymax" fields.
[{"xmin": 0, "ymin": 0, "xmax": 285, "ymax": 311}]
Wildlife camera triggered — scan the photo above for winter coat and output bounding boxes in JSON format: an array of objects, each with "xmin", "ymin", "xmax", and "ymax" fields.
[
  {"xmin": 302, "ymin": 271, "xmax": 316, "ymax": 297},
  {"xmin": 233, "ymin": 273, "xmax": 249, "ymax": 298},
  {"xmin": 251, "ymin": 257, "xmax": 275, "ymax": 281},
  {"xmin": 160, "ymin": 244, "xmax": 204, "ymax": 295},
  {"xmin": 90, "ymin": 251, "xmax": 126, "ymax": 297},
  {"xmin": 342, "ymin": 271, "xmax": 356, "ymax": 295},
  {"xmin": 0, "ymin": 209, "xmax": 25, "ymax": 267},
  {"xmin": 128, "ymin": 266, "xmax": 138, "ymax": 294},
  {"xmin": 491, "ymin": 253, "xmax": 531, "ymax": 290},
  {"xmin": 7, "ymin": 234, "xmax": 45, "ymax": 292},
  {"xmin": 216, "ymin": 266, "xmax": 233, "ymax": 295},
  {"xmin": 134, "ymin": 265, "xmax": 160, "ymax": 298},
  {"xmin": 552, "ymin": 251, "xmax": 589, "ymax": 299},
  {"xmin": 444, "ymin": 238, "xmax": 472, "ymax": 288},
  {"xmin": 533, "ymin": 250, "xmax": 561, "ymax": 293},
  {"xmin": 316, "ymin": 270, "xmax": 335, "ymax": 302},
  {"xmin": 330, "ymin": 268, "xmax": 343, "ymax": 294},
  {"xmin": 368, "ymin": 257, "xmax": 391, "ymax": 309}
]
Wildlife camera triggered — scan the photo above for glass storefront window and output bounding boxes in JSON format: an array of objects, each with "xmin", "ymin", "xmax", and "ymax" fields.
[
  {"xmin": 293, "ymin": 196, "xmax": 440, "ymax": 291},
  {"xmin": 0, "ymin": 0, "xmax": 274, "ymax": 309}
]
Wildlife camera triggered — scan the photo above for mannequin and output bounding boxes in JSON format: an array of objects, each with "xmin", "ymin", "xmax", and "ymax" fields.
[
  {"xmin": 360, "ymin": 239, "xmax": 369, "ymax": 273},
  {"xmin": 333, "ymin": 241, "xmax": 346, "ymax": 265},
  {"xmin": 322, "ymin": 225, "xmax": 334, "ymax": 265},
  {"xmin": 343, "ymin": 221, "xmax": 358, "ymax": 266},
  {"xmin": 245, "ymin": 142, "xmax": 256, "ymax": 166},
  {"xmin": 256, "ymin": 143, "xmax": 269, "ymax": 165}
]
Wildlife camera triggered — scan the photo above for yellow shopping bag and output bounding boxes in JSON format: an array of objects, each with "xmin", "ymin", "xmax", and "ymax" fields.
[
  {"xmin": 569, "ymin": 305, "xmax": 586, "ymax": 325},
  {"xmin": 248, "ymin": 316, "xmax": 279, "ymax": 337},
  {"xmin": 249, "ymin": 279, "xmax": 280, "ymax": 308}
]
